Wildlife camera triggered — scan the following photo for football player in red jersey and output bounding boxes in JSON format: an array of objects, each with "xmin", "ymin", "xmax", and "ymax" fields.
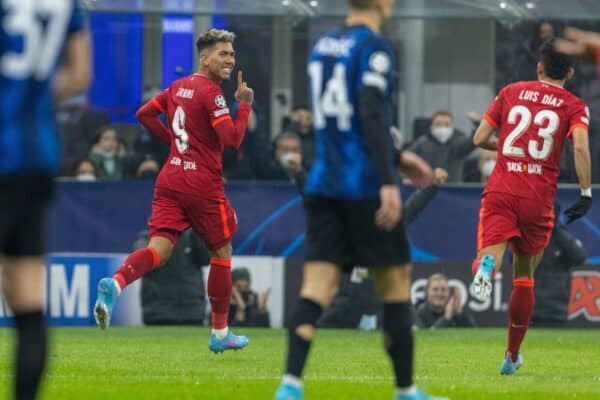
[
  {"xmin": 470, "ymin": 40, "xmax": 592, "ymax": 375},
  {"xmin": 93, "ymin": 29, "xmax": 254, "ymax": 353}
]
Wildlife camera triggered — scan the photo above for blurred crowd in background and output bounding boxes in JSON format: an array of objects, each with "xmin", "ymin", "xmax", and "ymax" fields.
[{"xmin": 56, "ymin": 20, "xmax": 600, "ymax": 186}]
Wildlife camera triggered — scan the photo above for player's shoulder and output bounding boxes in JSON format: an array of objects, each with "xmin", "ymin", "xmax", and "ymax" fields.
[
  {"xmin": 562, "ymin": 88, "xmax": 587, "ymax": 109},
  {"xmin": 354, "ymin": 27, "xmax": 392, "ymax": 55},
  {"xmin": 172, "ymin": 74, "xmax": 222, "ymax": 93},
  {"xmin": 500, "ymin": 80, "xmax": 532, "ymax": 95}
]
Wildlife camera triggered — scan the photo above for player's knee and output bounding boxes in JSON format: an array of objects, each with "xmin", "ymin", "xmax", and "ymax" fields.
[
  {"xmin": 1, "ymin": 277, "xmax": 15, "ymax": 308},
  {"xmin": 209, "ymin": 243, "xmax": 233, "ymax": 259},
  {"xmin": 2, "ymin": 287, "xmax": 42, "ymax": 312},
  {"xmin": 300, "ymin": 285, "xmax": 337, "ymax": 308},
  {"xmin": 295, "ymin": 324, "xmax": 315, "ymax": 341},
  {"xmin": 155, "ymin": 248, "xmax": 172, "ymax": 267},
  {"xmin": 288, "ymin": 298, "xmax": 323, "ymax": 341}
]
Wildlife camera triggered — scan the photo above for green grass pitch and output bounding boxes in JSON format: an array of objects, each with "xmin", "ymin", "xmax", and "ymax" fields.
[{"xmin": 0, "ymin": 327, "xmax": 599, "ymax": 399}]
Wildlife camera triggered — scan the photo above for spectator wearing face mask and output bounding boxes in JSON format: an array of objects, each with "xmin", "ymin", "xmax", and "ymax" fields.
[
  {"xmin": 408, "ymin": 110, "xmax": 475, "ymax": 182},
  {"xmin": 228, "ymin": 267, "xmax": 270, "ymax": 327},
  {"xmin": 478, "ymin": 149, "xmax": 497, "ymax": 184},
  {"xmin": 415, "ymin": 273, "xmax": 476, "ymax": 329},
  {"xmin": 256, "ymin": 131, "xmax": 306, "ymax": 182},
  {"xmin": 89, "ymin": 126, "xmax": 126, "ymax": 181},
  {"xmin": 72, "ymin": 158, "xmax": 98, "ymax": 181}
]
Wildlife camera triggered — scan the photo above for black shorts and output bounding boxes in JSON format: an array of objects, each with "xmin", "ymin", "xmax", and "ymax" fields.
[
  {"xmin": 0, "ymin": 175, "xmax": 54, "ymax": 256},
  {"xmin": 304, "ymin": 196, "xmax": 411, "ymax": 270}
]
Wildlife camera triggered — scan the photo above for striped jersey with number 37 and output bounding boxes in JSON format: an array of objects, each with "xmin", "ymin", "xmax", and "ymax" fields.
[
  {"xmin": 305, "ymin": 26, "xmax": 396, "ymax": 199},
  {"xmin": 0, "ymin": 0, "xmax": 84, "ymax": 175},
  {"xmin": 483, "ymin": 80, "xmax": 590, "ymax": 203}
]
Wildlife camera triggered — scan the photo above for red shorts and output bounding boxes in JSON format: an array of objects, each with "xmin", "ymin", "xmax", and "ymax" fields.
[
  {"xmin": 148, "ymin": 187, "xmax": 237, "ymax": 250},
  {"xmin": 477, "ymin": 192, "xmax": 554, "ymax": 256}
]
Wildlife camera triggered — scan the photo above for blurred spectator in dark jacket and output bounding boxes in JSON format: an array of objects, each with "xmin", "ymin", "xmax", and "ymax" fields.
[
  {"xmin": 223, "ymin": 106, "xmax": 263, "ymax": 180},
  {"xmin": 72, "ymin": 158, "xmax": 98, "ymax": 181},
  {"xmin": 415, "ymin": 273, "xmax": 475, "ymax": 329},
  {"xmin": 89, "ymin": 125, "xmax": 126, "ymax": 181},
  {"xmin": 532, "ymin": 203, "xmax": 587, "ymax": 327},
  {"xmin": 516, "ymin": 24, "xmax": 586, "ymax": 96},
  {"xmin": 137, "ymin": 229, "xmax": 209, "ymax": 325},
  {"xmin": 134, "ymin": 87, "xmax": 170, "ymax": 165},
  {"xmin": 256, "ymin": 131, "xmax": 306, "ymax": 182},
  {"xmin": 284, "ymin": 105, "xmax": 315, "ymax": 169},
  {"xmin": 136, "ymin": 157, "xmax": 160, "ymax": 180},
  {"xmin": 408, "ymin": 110, "xmax": 475, "ymax": 182},
  {"xmin": 229, "ymin": 267, "xmax": 270, "ymax": 327},
  {"xmin": 515, "ymin": 21, "xmax": 555, "ymax": 82}
]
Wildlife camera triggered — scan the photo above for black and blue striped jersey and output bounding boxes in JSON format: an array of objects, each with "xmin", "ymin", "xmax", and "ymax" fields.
[
  {"xmin": 0, "ymin": 0, "xmax": 84, "ymax": 175},
  {"xmin": 305, "ymin": 25, "xmax": 396, "ymax": 199}
]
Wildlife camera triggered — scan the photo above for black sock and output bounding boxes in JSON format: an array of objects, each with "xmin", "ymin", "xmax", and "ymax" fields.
[
  {"xmin": 14, "ymin": 311, "xmax": 47, "ymax": 400},
  {"xmin": 285, "ymin": 298, "xmax": 322, "ymax": 378},
  {"xmin": 383, "ymin": 302, "xmax": 413, "ymax": 388}
]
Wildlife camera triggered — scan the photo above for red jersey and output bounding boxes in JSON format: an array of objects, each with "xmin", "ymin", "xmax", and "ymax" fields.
[
  {"xmin": 150, "ymin": 74, "xmax": 249, "ymax": 196},
  {"xmin": 483, "ymin": 80, "xmax": 589, "ymax": 204}
]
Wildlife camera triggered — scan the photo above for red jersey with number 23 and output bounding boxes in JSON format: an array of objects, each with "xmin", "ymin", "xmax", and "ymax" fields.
[
  {"xmin": 483, "ymin": 80, "xmax": 589, "ymax": 204},
  {"xmin": 151, "ymin": 74, "xmax": 234, "ymax": 196}
]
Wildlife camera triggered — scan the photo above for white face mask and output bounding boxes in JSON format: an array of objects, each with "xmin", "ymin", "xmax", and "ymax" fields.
[
  {"xmin": 77, "ymin": 173, "xmax": 96, "ymax": 181},
  {"xmin": 431, "ymin": 126, "xmax": 453, "ymax": 143},
  {"xmin": 481, "ymin": 159, "xmax": 496, "ymax": 178}
]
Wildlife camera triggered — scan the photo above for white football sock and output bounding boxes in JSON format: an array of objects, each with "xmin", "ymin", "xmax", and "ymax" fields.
[
  {"xmin": 212, "ymin": 327, "xmax": 228, "ymax": 339},
  {"xmin": 282, "ymin": 374, "xmax": 303, "ymax": 388},
  {"xmin": 396, "ymin": 385, "xmax": 417, "ymax": 396}
]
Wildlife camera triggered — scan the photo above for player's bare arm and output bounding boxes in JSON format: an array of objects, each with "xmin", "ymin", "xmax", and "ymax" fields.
[
  {"xmin": 565, "ymin": 127, "xmax": 592, "ymax": 224},
  {"xmin": 135, "ymin": 100, "xmax": 171, "ymax": 145},
  {"xmin": 472, "ymin": 119, "xmax": 498, "ymax": 151},
  {"xmin": 53, "ymin": 31, "xmax": 92, "ymax": 102},
  {"xmin": 398, "ymin": 150, "xmax": 434, "ymax": 188},
  {"xmin": 555, "ymin": 27, "xmax": 600, "ymax": 60}
]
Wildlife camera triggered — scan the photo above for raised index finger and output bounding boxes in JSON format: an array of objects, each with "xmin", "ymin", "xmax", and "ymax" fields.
[{"xmin": 237, "ymin": 70, "xmax": 243, "ymax": 87}]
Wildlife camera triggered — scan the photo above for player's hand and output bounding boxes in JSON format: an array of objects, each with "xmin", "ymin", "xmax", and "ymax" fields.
[
  {"xmin": 564, "ymin": 195, "xmax": 592, "ymax": 224},
  {"xmin": 432, "ymin": 168, "xmax": 448, "ymax": 186},
  {"xmin": 555, "ymin": 27, "xmax": 600, "ymax": 60},
  {"xmin": 375, "ymin": 185, "xmax": 402, "ymax": 231},
  {"xmin": 234, "ymin": 70, "xmax": 254, "ymax": 104}
]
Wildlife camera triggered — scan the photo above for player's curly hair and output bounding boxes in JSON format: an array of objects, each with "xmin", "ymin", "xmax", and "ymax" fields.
[
  {"xmin": 196, "ymin": 29, "xmax": 236, "ymax": 54},
  {"xmin": 539, "ymin": 39, "xmax": 572, "ymax": 80}
]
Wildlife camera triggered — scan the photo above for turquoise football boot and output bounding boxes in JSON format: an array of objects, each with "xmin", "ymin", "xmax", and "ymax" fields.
[
  {"xmin": 470, "ymin": 255, "xmax": 495, "ymax": 301},
  {"xmin": 500, "ymin": 352, "xmax": 524, "ymax": 375},
  {"xmin": 395, "ymin": 389, "xmax": 449, "ymax": 400},
  {"xmin": 208, "ymin": 329, "xmax": 249, "ymax": 353},
  {"xmin": 274, "ymin": 382, "xmax": 303, "ymax": 400},
  {"xmin": 93, "ymin": 278, "xmax": 120, "ymax": 330}
]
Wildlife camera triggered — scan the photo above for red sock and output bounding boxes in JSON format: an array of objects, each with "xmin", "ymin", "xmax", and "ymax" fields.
[
  {"xmin": 507, "ymin": 278, "xmax": 535, "ymax": 361},
  {"xmin": 113, "ymin": 247, "xmax": 160, "ymax": 290},
  {"xmin": 208, "ymin": 258, "xmax": 232, "ymax": 330}
]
